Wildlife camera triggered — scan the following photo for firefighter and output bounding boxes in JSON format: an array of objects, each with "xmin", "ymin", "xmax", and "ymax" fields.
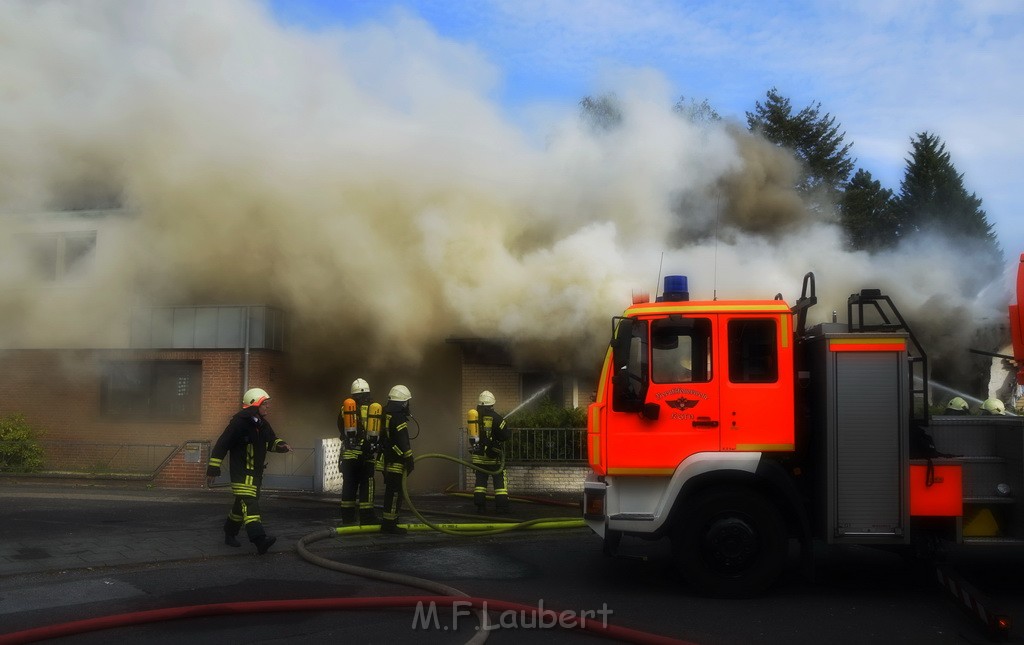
[
  {"xmin": 981, "ymin": 398, "xmax": 1007, "ymax": 415},
  {"xmin": 944, "ymin": 396, "xmax": 971, "ymax": 415},
  {"xmin": 471, "ymin": 390, "xmax": 511, "ymax": 513},
  {"xmin": 380, "ymin": 384, "xmax": 415, "ymax": 534},
  {"xmin": 206, "ymin": 387, "xmax": 292, "ymax": 554},
  {"xmin": 338, "ymin": 378, "xmax": 380, "ymax": 526}
]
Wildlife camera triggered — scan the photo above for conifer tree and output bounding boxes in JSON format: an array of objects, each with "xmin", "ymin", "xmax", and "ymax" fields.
[
  {"xmin": 746, "ymin": 88, "xmax": 855, "ymax": 207},
  {"xmin": 839, "ymin": 169, "xmax": 898, "ymax": 250}
]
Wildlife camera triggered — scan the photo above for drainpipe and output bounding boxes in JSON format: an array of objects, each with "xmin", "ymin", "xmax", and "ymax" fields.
[{"xmin": 242, "ymin": 306, "xmax": 251, "ymax": 396}]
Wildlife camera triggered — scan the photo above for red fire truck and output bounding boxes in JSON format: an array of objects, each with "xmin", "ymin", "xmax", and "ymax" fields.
[{"xmin": 583, "ymin": 254, "xmax": 1024, "ymax": 598}]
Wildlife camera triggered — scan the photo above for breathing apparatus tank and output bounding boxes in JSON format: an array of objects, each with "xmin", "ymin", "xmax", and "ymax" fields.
[
  {"xmin": 342, "ymin": 398, "xmax": 358, "ymax": 439},
  {"xmin": 467, "ymin": 408, "xmax": 480, "ymax": 446},
  {"xmin": 366, "ymin": 402, "xmax": 383, "ymax": 443}
]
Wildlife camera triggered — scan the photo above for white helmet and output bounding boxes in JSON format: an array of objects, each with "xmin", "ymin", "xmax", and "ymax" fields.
[
  {"xmin": 982, "ymin": 398, "xmax": 1006, "ymax": 415},
  {"xmin": 478, "ymin": 390, "xmax": 496, "ymax": 406},
  {"xmin": 242, "ymin": 387, "xmax": 270, "ymax": 408},
  {"xmin": 389, "ymin": 384, "xmax": 412, "ymax": 402},
  {"xmin": 351, "ymin": 378, "xmax": 370, "ymax": 395},
  {"xmin": 945, "ymin": 397, "xmax": 969, "ymax": 412}
]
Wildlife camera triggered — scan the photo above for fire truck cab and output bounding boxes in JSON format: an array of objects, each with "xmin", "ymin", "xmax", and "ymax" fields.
[{"xmin": 584, "ymin": 261, "xmax": 1024, "ymax": 598}]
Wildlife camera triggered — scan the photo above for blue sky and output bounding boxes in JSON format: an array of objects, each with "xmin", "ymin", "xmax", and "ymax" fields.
[{"xmin": 269, "ymin": 0, "xmax": 1024, "ymax": 258}]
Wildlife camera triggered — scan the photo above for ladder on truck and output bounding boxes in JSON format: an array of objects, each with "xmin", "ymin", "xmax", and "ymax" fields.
[{"xmin": 847, "ymin": 289, "xmax": 930, "ymax": 425}]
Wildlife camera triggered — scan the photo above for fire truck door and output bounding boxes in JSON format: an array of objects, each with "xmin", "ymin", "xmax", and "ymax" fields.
[
  {"xmin": 717, "ymin": 315, "xmax": 795, "ymax": 452},
  {"xmin": 639, "ymin": 316, "xmax": 721, "ymax": 467}
]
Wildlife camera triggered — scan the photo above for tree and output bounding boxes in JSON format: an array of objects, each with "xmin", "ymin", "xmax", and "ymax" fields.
[
  {"xmin": 579, "ymin": 94, "xmax": 623, "ymax": 133},
  {"xmin": 839, "ymin": 169, "xmax": 898, "ymax": 250},
  {"xmin": 673, "ymin": 96, "xmax": 720, "ymax": 125},
  {"xmin": 894, "ymin": 132, "xmax": 1002, "ymax": 284},
  {"xmin": 746, "ymin": 88, "xmax": 855, "ymax": 207},
  {"xmin": 894, "ymin": 132, "xmax": 999, "ymax": 243}
]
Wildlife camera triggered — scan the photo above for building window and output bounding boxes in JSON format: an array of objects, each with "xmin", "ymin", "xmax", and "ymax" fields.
[
  {"xmin": 521, "ymin": 372, "xmax": 563, "ymax": 407},
  {"xmin": 101, "ymin": 361, "xmax": 202, "ymax": 421},
  {"xmin": 28, "ymin": 230, "xmax": 97, "ymax": 281},
  {"xmin": 727, "ymin": 319, "xmax": 778, "ymax": 383}
]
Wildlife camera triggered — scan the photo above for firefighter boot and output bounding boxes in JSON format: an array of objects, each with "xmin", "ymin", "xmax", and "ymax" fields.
[
  {"xmin": 474, "ymin": 491, "xmax": 486, "ymax": 514},
  {"xmin": 340, "ymin": 506, "xmax": 357, "ymax": 525},
  {"xmin": 359, "ymin": 508, "xmax": 380, "ymax": 526},
  {"xmin": 254, "ymin": 535, "xmax": 277, "ymax": 555},
  {"xmin": 495, "ymin": 494, "xmax": 510, "ymax": 514},
  {"xmin": 223, "ymin": 518, "xmax": 242, "ymax": 547},
  {"xmin": 380, "ymin": 519, "xmax": 407, "ymax": 535}
]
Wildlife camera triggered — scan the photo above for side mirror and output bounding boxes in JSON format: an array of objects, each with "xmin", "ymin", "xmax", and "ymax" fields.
[
  {"xmin": 612, "ymin": 371, "xmax": 629, "ymax": 389},
  {"xmin": 612, "ymin": 370, "xmax": 642, "ymax": 413},
  {"xmin": 642, "ymin": 402, "xmax": 660, "ymax": 420},
  {"xmin": 612, "ymin": 317, "xmax": 634, "ymax": 368}
]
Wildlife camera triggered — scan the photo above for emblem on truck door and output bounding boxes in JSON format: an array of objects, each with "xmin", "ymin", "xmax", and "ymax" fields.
[{"xmin": 665, "ymin": 397, "xmax": 700, "ymax": 411}]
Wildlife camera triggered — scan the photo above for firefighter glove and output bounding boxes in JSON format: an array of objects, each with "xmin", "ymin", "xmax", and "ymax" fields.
[{"xmin": 404, "ymin": 456, "xmax": 416, "ymax": 474}]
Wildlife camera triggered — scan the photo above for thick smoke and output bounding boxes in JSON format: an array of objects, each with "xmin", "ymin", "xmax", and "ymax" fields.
[{"xmin": 0, "ymin": 0, "xmax": 1014, "ymax": 396}]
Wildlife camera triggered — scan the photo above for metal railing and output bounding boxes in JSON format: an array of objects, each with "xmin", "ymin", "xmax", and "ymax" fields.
[
  {"xmin": 0, "ymin": 440, "xmax": 178, "ymax": 476},
  {"xmin": 504, "ymin": 427, "xmax": 587, "ymax": 463},
  {"xmin": 455, "ymin": 426, "xmax": 587, "ymax": 490},
  {"xmin": 456, "ymin": 427, "xmax": 587, "ymax": 464},
  {"xmin": 1, "ymin": 439, "xmax": 317, "ymax": 490}
]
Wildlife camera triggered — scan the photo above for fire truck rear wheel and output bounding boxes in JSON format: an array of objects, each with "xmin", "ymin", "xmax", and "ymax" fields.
[{"xmin": 671, "ymin": 486, "xmax": 788, "ymax": 598}]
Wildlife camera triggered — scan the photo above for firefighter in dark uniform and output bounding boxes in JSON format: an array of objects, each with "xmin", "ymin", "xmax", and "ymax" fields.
[
  {"xmin": 380, "ymin": 384, "xmax": 415, "ymax": 534},
  {"xmin": 471, "ymin": 390, "xmax": 511, "ymax": 513},
  {"xmin": 206, "ymin": 387, "xmax": 292, "ymax": 554},
  {"xmin": 338, "ymin": 378, "xmax": 380, "ymax": 526}
]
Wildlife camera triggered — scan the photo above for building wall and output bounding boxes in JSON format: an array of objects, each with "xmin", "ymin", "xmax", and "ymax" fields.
[
  {"xmin": 153, "ymin": 440, "xmax": 210, "ymax": 488},
  {"xmin": 0, "ymin": 348, "xmax": 286, "ymax": 485},
  {"xmin": 0, "ymin": 210, "xmax": 138, "ymax": 350},
  {"xmin": 460, "ymin": 363, "xmax": 521, "ymax": 420},
  {"xmin": 462, "ymin": 463, "xmax": 587, "ymax": 495}
]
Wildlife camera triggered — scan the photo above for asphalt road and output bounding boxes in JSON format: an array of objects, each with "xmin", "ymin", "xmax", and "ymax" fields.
[{"xmin": 2, "ymin": 481, "xmax": 1023, "ymax": 644}]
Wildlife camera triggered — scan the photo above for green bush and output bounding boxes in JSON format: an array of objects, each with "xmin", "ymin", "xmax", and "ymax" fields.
[
  {"xmin": 0, "ymin": 413, "xmax": 45, "ymax": 473},
  {"xmin": 507, "ymin": 398, "xmax": 586, "ymax": 428},
  {"xmin": 503, "ymin": 399, "xmax": 587, "ymax": 461}
]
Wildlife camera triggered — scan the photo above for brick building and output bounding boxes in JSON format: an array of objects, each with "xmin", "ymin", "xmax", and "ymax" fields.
[
  {"xmin": 0, "ymin": 311, "xmax": 287, "ymax": 487},
  {"xmin": 0, "ymin": 209, "xmax": 290, "ymax": 487}
]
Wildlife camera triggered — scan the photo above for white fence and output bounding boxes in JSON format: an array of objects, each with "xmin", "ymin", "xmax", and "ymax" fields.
[
  {"xmin": 315, "ymin": 438, "xmax": 344, "ymax": 493},
  {"xmin": 315, "ymin": 437, "xmax": 586, "ymax": 495}
]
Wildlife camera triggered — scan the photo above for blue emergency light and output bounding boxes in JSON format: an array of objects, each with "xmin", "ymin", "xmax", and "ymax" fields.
[{"xmin": 661, "ymin": 275, "xmax": 689, "ymax": 302}]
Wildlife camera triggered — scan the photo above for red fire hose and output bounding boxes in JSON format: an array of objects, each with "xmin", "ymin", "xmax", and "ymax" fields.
[{"xmin": 0, "ymin": 595, "xmax": 696, "ymax": 645}]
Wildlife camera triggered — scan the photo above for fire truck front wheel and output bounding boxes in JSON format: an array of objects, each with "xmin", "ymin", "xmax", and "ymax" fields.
[
  {"xmin": 671, "ymin": 486, "xmax": 788, "ymax": 598},
  {"xmin": 602, "ymin": 528, "xmax": 623, "ymax": 556}
]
